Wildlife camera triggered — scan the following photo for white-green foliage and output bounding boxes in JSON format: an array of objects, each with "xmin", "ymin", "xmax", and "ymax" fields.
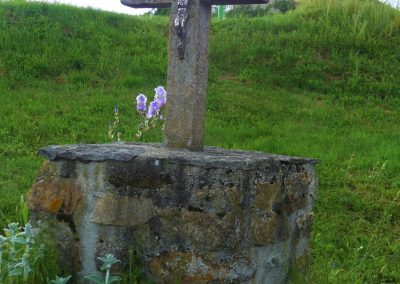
[
  {"xmin": 84, "ymin": 254, "xmax": 122, "ymax": 284},
  {"xmin": 48, "ymin": 275, "xmax": 72, "ymax": 284},
  {"xmin": 0, "ymin": 223, "xmax": 45, "ymax": 283}
]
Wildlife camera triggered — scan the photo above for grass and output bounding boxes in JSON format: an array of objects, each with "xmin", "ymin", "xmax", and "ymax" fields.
[
  {"xmin": 211, "ymin": 0, "xmax": 400, "ymax": 97},
  {"xmin": 207, "ymin": 81, "xmax": 400, "ymax": 282},
  {"xmin": 0, "ymin": 0, "xmax": 399, "ymax": 282}
]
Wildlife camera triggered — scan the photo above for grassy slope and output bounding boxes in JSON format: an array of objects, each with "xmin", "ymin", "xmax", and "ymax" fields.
[{"xmin": 0, "ymin": 0, "xmax": 399, "ymax": 282}]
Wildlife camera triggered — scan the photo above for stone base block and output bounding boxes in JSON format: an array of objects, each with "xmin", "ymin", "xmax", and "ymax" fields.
[{"xmin": 27, "ymin": 143, "xmax": 318, "ymax": 283}]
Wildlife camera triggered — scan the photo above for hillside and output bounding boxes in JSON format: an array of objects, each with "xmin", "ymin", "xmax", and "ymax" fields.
[
  {"xmin": 0, "ymin": 0, "xmax": 399, "ymax": 96},
  {"xmin": 0, "ymin": 0, "xmax": 399, "ymax": 282}
]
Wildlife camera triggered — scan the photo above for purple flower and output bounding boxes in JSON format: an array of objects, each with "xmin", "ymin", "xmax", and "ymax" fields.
[
  {"xmin": 114, "ymin": 106, "xmax": 119, "ymax": 114},
  {"xmin": 136, "ymin": 94, "xmax": 147, "ymax": 112},
  {"xmin": 154, "ymin": 86, "xmax": 167, "ymax": 107},
  {"xmin": 146, "ymin": 101, "xmax": 159, "ymax": 119}
]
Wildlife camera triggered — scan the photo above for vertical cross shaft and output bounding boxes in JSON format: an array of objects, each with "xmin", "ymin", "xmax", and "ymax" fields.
[{"xmin": 164, "ymin": 0, "xmax": 211, "ymax": 151}]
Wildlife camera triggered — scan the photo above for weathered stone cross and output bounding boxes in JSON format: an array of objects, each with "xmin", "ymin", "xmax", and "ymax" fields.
[{"xmin": 122, "ymin": 0, "xmax": 268, "ymax": 151}]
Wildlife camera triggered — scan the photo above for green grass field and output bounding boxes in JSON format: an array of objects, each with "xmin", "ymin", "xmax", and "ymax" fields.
[{"xmin": 0, "ymin": 0, "xmax": 399, "ymax": 282}]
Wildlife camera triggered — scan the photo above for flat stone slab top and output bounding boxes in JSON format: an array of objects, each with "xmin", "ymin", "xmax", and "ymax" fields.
[
  {"xmin": 40, "ymin": 143, "xmax": 319, "ymax": 166},
  {"xmin": 29, "ymin": 143, "xmax": 319, "ymax": 283}
]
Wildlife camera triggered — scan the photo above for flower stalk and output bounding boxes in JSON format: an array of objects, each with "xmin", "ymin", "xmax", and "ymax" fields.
[{"xmin": 135, "ymin": 86, "xmax": 167, "ymax": 140}]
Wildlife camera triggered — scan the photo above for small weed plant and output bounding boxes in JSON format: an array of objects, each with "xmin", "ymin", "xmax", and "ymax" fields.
[
  {"xmin": 107, "ymin": 106, "xmax": 121, "ymax": 142},
  {"xmin": 84, "ymin": 254, "xmax": 121, "ymax": 284},
  {"xmin": 0, "ymin": 222, "xmax": 49, "ymax": 283},
  {"xmin": 48, "ymin": 275, "xmax": 72, "ymax": 284},
  {"xmin": 48, "ymin": 251, "xmax": 154, "ymax": 284},
  {"xmin": 0, "ymin": 220, "xmax": 151, "ymax": 283}
]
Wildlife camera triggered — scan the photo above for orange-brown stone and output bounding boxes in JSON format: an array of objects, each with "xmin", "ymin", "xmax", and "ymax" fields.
[{"xmin": 27, "ymin": 162, "xmax": 82, "ymax": 215}]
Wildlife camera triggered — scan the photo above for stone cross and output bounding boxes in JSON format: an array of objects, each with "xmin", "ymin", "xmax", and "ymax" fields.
[{"xmin": 122, "ymin": 0, "xmax": 268, "ymax": 151}]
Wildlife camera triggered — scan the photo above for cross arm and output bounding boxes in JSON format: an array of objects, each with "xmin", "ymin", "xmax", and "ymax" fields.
[{"xmin": 121, "ymin": 0, "xmax": 269, "ymax": 8}]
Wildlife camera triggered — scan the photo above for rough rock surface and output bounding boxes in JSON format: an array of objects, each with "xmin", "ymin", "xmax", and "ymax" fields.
[{"xmin": 28, "ymin": 143, "xmax": 318, "ymax": 283}]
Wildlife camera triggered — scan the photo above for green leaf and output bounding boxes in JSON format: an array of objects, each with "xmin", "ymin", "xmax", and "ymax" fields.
[
  {"xmin": 13, "ymin": 237, "xmax": 27, "ymax": 245},
  {"xmin": 84, "ymin": 274, "xmax": 104, "ymax": 284},
  {"xmin": 109, "ymin": 275, "xmax": 122, "ymax": 283},
  {"xmin": 9, "ymin": 267, "xmax": 23, "ymax": 276},
  {"xmin": 0, "ymin": 235, "xmax": 7, "ymax": 245}
]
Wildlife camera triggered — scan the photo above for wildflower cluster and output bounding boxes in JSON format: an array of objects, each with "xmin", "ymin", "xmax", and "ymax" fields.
[
  {"xmin": 0, "ymin": 223, "xmax": 45, "ymax": 283},
  {"xmin": 135, "ymin": 86, "xmax": 167, "ymax": 139},
  {"xmin": 106, "ymin": 86, "xmax": 167, "ymax": 141}
]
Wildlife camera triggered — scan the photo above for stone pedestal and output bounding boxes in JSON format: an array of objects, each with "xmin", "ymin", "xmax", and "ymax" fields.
[{"xmin": 27, "ymin": 143, "xmax": 318, "ymax": 283}]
